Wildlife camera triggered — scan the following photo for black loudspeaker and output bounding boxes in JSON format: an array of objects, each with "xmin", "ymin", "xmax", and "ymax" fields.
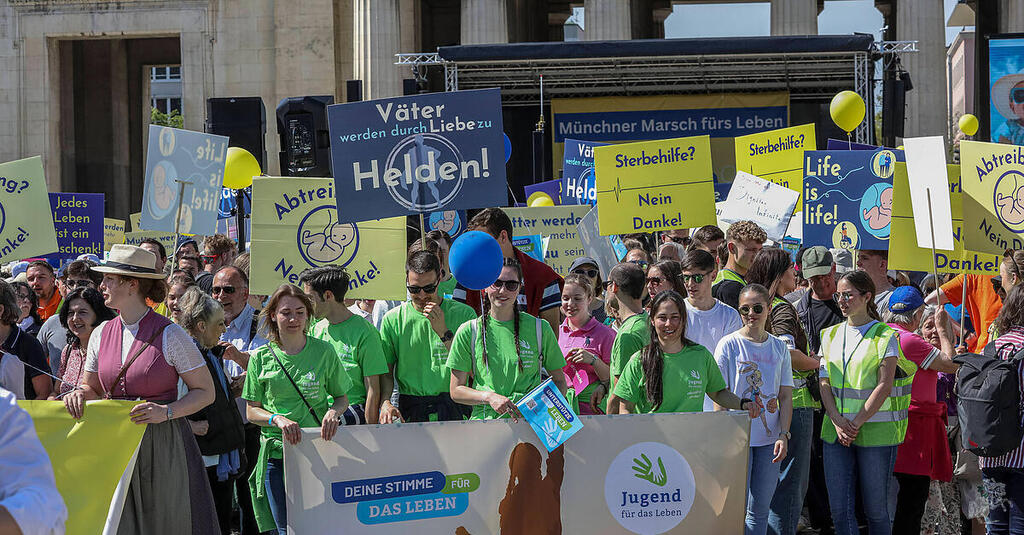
[
  {"xmin": 403, "ymin": 78, "xmax": 419, "ymax": 96},
  {"xmin": 882, "ymin": 76, "xmax": 906, "ymax": 146},
  {"xmin": 276, "ymin": 96, "xmax": 334, "ymax": 177},
  {"xmin": 346, "ymin": 80, "xmax": 363, "ymax": 103},
  {"xmin": 206, "ymin": 97, "xmax": 267, "ymax": 169}
]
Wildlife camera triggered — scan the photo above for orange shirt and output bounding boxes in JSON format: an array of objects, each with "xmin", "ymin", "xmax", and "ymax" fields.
[
  {"xmin": 37, "ymin": 288, "xmax": 61, "ymax": 321},
  {"xmin": 941, "ymin": 274, "xmax": 1002, "ymax": 352}
]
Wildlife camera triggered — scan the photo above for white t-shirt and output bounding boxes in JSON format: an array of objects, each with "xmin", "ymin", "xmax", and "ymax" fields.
[
  {"xmin": 818, "ymin": 320, "xmax": 900, "ymax": 380},
  {"xmin": 0, "ymin": 354, "xmax": 24, "ymax": 399},
  {"xmin": 686, "ymin": 299, "xmax": 742, "ymax": 411},
  {"xmin": 85, "ymin": 317, "xmax": 205, "ymax": 375},
  {"xmin": 715, "ymin": 331, "xmax": 794, "ymax": 447}
]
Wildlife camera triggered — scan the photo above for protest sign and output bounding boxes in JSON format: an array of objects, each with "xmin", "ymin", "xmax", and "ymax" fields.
[
  {"xmin": 21, "ymin": 400, "xmax": 146, "ymax": 535},
  {"xmin": 889, "ymin": 163, "xmax": 1000, "ymax": 275},
  {"xmin": 575, "ymin": 204, "xmax": 622, "ymax": 278},
  {"xmin": 734, "ymin": 123, "xmax": 816, "ymax": 208},
  {"xmin": 44, "ymin": 193, "xmax": 104, "ymax": 266},
  {"xmin": 285, "ymin": 411, "xmax": 749, "ymax": 534},
  {"xmin": 718, "ymin": 171, "xmax": 798, "ymax": 242},
  {"xmin": 516, "ymin": 378, "xmax": 583, "ymax": 452},
  {"xmin": 327, "ymin": 88, "xmax": 507, "ymax": 224},
  {"xmin": 129, "ymin": 212, "xmax": 141, "ymax": 231},
  {"xmin": 512, "ymin": 234, "xmax": 545, "ymax": 262},
  {"xmin": 524, "ymin": 179, "xmax": 561, "ymax": 207},
  {"xmin": 961, "ymin": 141, "xmax": 1024, "ymax": 254},
  {"xmin": 104, "ymin": 218, "xmax": 125, "ymax": 251},
  {"xmin": 903, "ymin": 136, "xmax": 954, "ymax": 251},
  {"xmin": 560, "ymin": 138, "xmax": 609, "ymax": 205},
  {"xmin": 594, "ymin": 135, "xmax": 716, "ymax": 235},
  {"xmin": 802, "ymin": 149, "xmax": 897, "ymax": 251},
  {"xmin": 427, "ymin": 209, "xmax": 467, "ymax": 238},
  {"xmin": 826, "ymin": 138, "xmax": 890, "ymax": 151},
  {"xmin": 123, "ymin": 231, "xmax": 179, "ymax": 257},
  {"xmin": 713, "ymin": 181, "xmax": 732, "ymax": 202},
  {"xmin": 505, "ymin": 205, "xmax": 588, "ymax": 276},
  {"xmin": 0, "ymin": 156, "xmax": 59, "ymax": 261},
  {"xmin": 250, "ymin": 177, "xmax": 406, "ymax": 298},
  {"xmin": 140, "ymin": 125, "xmax": 228, "ymax": 236}
]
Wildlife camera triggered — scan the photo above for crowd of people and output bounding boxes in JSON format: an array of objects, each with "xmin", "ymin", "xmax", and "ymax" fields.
[{"xmin": 2, "ymin": 206, "xmax": 1023, "ymax": 535}]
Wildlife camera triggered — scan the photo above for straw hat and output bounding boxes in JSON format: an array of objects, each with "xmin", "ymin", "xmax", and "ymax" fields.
[
  {"xmin": 91, "ymin": 244, "xmax": 166, "ymax": 279},
  {"xmin": 992, "ymin": 67, "xmax": 1024, "ymax": 120}
]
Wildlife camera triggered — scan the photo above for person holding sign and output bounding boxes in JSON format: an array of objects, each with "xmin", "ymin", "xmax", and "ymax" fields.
[
  {"xmin": 556, "ymin": 274, "xmax": 614, "ymax": 415},
  {"xmin": 818, "ymin": 270, "xmax": 915, "ymax": 535},
  {"xmin": 448, "ymin": 258, "xmax": 568, "ymax": 420},
  {"xmin": 604, "ymin": 263, "xmax": 650, "ymax": 415},
  {"xmin": 713, "ymin": 222, "xmax": 767, "ymax": 311},
  {"xmin": 613, "ymin": 290, "xmax": 760, "ymax": 417},
  {"xmin": 925, "ymin": 273, "xmax": 1002, "ymax": 353}
]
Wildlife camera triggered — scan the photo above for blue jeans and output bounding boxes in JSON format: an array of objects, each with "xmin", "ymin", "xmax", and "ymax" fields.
[
  {"xmin": 822, "ymin": 441, "xmax": 897, "ymax": 535},
  {"xmin": 983, "ymin": 467, "xmax": 1024, "ymax": 535},
  {"xmin": 768, "ymin": 406, "xmax": 813, "ymax": 535},
  {"xmin": 265, "ymin": 458, "xmax": 287, "ymax": 535},
  {"xmin": 747, "ymin": 444, "xmax": 782, "ymax": 535}
]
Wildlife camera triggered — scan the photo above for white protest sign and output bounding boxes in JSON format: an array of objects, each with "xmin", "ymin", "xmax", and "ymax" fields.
[
  {"xmin": 904, "ymin": 136, "xmax": 954, "ymax": 251},
  {"xmin": 718, "ymin": 171, "xmax": 799, "ymax": 242}
]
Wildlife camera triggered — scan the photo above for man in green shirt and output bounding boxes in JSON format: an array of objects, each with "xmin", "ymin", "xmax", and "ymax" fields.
[
  {"xmin": 300, "ymin": 265, "xmax": 389, "ymax": 425},
  {"xmin": 604, "ymin": 262, "xmax": 650, "ymax": 414},
  {"xmin": 379, "ymin": 250, "xmax": 477, "ymax": 422}
]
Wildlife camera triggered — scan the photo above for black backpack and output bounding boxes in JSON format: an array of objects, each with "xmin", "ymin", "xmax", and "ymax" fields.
[{"xmin": 954, "ymin": 342, "xmax": 1024, "ymax": 457}]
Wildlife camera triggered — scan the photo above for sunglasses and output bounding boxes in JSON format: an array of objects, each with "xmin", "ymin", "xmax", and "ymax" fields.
[
  {"xmin": 628, "ymin": 260, "xmax": 649, "ymax": 270},
  {"xmin": 833, "ymin": 291, "xmax": 862, "ymax": 302},
  {"xmin": 738, "ymin": 303, "xmax": 765, "ymax": 316},
  {"xmin": 681, "ymin": 273, "xmax": 708, "ymax": 284},
  {"xmin": 573, "ymin": 268, "xmax": 599, "ymax": 278},
  {"xmin": 406, "ymin": 283, "xmax": 438, "ymax": 295},
  {"xmin": 65, "ymin": 279, "xmax": 95, "ymax": 289},
  {"xmin": 211, "ymin": 286, "xmax": 237, "ymax": 295},
  {"xmin": 646, "ymin": 276, "xmax": 664, "ymax": 285},
  {"xmin": 200, "ymin": 254, "xmax": 219, "ymax": 264},
  {"xmin": 603, "ymin": 280, "xmax": 615, "ymax": 291},
  {"xmin": 1014, "ymin": 88, "xmax": 1024, "ymax": 104},
  {"xmin": 490, "ymin": 279, "xmax": 522, "ymax": 292}
]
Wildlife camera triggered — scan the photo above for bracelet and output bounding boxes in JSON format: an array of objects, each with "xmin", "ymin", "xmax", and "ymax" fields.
[
  {"xmin": 166, "ymin": 405, "xmax": 173, "ymax": 421},
  {"xmin": 269, "ymin": 413, "xmax": 279, "ymax": 427}
]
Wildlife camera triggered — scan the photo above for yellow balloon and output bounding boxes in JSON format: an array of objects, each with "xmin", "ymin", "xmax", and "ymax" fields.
[
  {"xmin": 959, "ymin": 114, "xmax": 979, "ymax": 136},
  {"xmin": 830, "ymin": 90, "xmax": 866, "ymax": 134},
  {"xmin": 897, "ymin": 145, "xmax": 905, "ymax": 151},
  {"xmin": 223, "ymin": 147, "xmax": 261, "ymax": 190},
  {"xmin": 529, "ymin": 194, "xmax": 555, "ymax": 207}
]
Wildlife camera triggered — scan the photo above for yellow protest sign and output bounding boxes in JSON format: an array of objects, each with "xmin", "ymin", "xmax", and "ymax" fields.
[
  {"xmin": 20, "ymin": 400, "xmax": 146, "ymax": 535},
  {"xmin": 734, "ymin": 123, "xmax": 816, "ymax": 210},
  {"xmin": 0, "ymin": 156, "xmax": 60, "ymax": 261},
  {"xmin": 129, "ymin": 211, "xmax": 141, "ymax": 231},
  {"xmin": 124, "ymin": 230, "xmax": 177, "ymax": 256},
  {"xmin": 594, "ymin": 135, "xmax": 716, "ymax": 235},
  {"xmin": 250, "ymin": 177, "xmax": 406, "ymax": 298},
  {"xmin": 104, "ymin": 218, "xmax": 126, "ymax": 250},
  {"xmin": 962, "ymin": 141, "xmax": 1024, "ymax": 254},
  {"xmin": 504, "ymin": 205, "xmax": 589, "ymax": 276},
  {"xmin": 889, "ymin": 163, "xmax": 1000, "ymax": 275}
]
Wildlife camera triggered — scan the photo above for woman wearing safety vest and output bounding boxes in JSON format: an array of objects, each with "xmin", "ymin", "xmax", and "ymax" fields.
[{"xmin": 818, "ymin": 270, "xmax": 915, "ymax": 535}]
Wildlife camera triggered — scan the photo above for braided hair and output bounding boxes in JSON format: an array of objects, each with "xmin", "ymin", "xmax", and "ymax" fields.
[
  {"xmin": 480, "ymin": 257, "xmax": 524, "ymax": 371},
  {"xmin": 640, "ymin": 290, "xmax": 693, "ymax": 411}
]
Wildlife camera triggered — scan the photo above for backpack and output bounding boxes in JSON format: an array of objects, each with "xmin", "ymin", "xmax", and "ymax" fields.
[{"xmin": 954, "ymin": 342, "xmax": 1024, "ymax": 457}]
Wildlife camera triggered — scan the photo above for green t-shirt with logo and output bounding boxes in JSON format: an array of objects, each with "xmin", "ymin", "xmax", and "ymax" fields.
[
  {"xmin": 613, "ymin": 344, "xmax": 727, "ymax": 414},
  {"xmin": 446, "ymin": 311, "xmax": 567, "ymax": 420},
  {"xmin": 310, "ymin": 315, "xmax": 389, "ymax": 407},
  {"xmin": 241, "ymin": 336, "xmax": 353, "ymax": 458},
  {"xmin": 437, "ymin": 276, "xmax": 458, "ymax": 300},
  {"xmin": 610, "ymin": 312, "xmax": 650, "ymax": 378},
  {"xmin": 379, "ymin": 299, "xmax": 478, "ymax": 397}
]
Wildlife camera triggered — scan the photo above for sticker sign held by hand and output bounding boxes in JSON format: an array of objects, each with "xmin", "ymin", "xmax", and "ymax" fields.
[
  {"xmin": 718, "ymin": 172, "xmax": 799, "ymax": 242},
  {"xmin": 0, "ymin": 156, "xmax": 59, "ymax": 261}
]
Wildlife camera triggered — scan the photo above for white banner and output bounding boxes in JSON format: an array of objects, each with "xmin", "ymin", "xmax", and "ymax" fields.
[
  {"xmin": 284, "ymin": 412, "xmax": 750, "ymax": 534},
  {"xmin": 718, "ymin": 171, "xmax": 799, "ymax": 242}
]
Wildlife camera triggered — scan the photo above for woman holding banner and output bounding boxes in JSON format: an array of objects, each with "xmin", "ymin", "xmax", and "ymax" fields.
[
  {"xmin": 557, "ymin": 273, "xmax": 614, "ymax": 415},
  {"xmin": 62, "ymin": 244, "xmax": 219, "ymax": 535},
  {"xmin": 242, "ymin": 284, "xmax": 351, "ymax": 535},
  {"xmin": 448, "ymin": 258, "xmax": 569, "ymax": 420},
  {"xmin": 50, "ymin": 287, "xmax": 115, "ymax": 398}
]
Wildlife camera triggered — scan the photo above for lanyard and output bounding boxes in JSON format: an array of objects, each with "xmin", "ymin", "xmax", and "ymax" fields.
[{"xmin": 838, "ymin": 322, "xmax": 871, "ymax": 413}]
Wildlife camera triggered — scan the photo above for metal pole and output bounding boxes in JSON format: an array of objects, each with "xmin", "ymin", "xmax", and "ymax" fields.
[{"xmin": 235, "ymin": 187, "xmax": 246, "ymax": 252}]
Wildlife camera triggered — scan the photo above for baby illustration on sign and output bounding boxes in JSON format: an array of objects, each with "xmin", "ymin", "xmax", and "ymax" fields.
[
  {"xmin": 862, "ymin": 185, "xmax": 893, "ymax": 231},
  {"xmin": 300, "ymin": 208, "xmax": 357, "ymax": 265},
  {"xmin": 740, "ymin": 361, "xmax": 776, "ymax": 435},
  {"xmin": 996, "ymin": 172, "xmax": 1024, "ymax": 227}
]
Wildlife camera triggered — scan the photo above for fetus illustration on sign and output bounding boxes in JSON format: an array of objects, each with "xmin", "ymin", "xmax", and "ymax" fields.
[
  {"xmin": 297, "ymin": 205, "xmax": 359, "ymax": 267},
  {"xmin": 995, "ymin": 170, "xmax": 1024, "ymax": 229}
]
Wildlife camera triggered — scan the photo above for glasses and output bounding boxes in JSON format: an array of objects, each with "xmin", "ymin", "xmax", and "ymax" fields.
[
  {"xmin": 738, "ymin": 303, "xmax": 765, "ymax": 316},
  {"xmin": 602, "ymin": 280, "xmax": 615, "ymax": 291},
  {"xmin": 646, "ymin": 276, "xmax": 664, "ymax": 285},
  {"xmin": 670, "ymin": 236, "xmax": 691, "ymax": 246},
  {"xmin": 833, "ymin": 291, "xmax": 862, "ymax": 302},
  {"xmin": 681, "ymin": 273, "xmax": 708, "ymax": 284},
  {"xmin": 65, "ymin": 279, "xmax": 95, "ymax": 290},
  {"xmin": 1014, "ymin": 88, "xmax": 1024, "ymax": 104},
  {"xmin": 490, "ymin": 279, "xmax": 522, "ymax": 292},
  {"xmin": 573, "ymin": 268, "xmax": 599, "ymax": 278},
  {"xmin": 628, "ymin": 260, "xmax": 649, "ymax": 270},
  {"xmin": 15, "ymin": 293, "xmax": 31, "ymax": 302},
  {"xmin": 212, "ymin": 286, "xmax": 237, "ymax": 295},
  {"xmin": 200, "ymin": 254, "xmax": 219, "ymax": 264},
  {"xmin": 406, "ymin": 283, "xmax": 438, "ymax": 295}
]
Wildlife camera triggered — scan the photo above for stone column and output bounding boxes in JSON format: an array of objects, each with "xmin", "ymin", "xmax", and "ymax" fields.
[
  {"xmin": 353, "ymin": 0, "xmax": 403, "ymax": 100},
  {"xmin": 461, "ymin": 0, "xmax": 508, "ymax": 44},
  {"xmin": 897, "ymin": 0, "xmax": 946, "ymax": 138},
  {"xmin": 583, "ymin": 0, "xmax": 630, "ymax": 41},
  {"xmin": 1000, "ymin": 0, "xmax": 1024, "ymax": 32},
  {"xmin": 770, "ymin": 0, "xmax": 817, "ymax": 36}
]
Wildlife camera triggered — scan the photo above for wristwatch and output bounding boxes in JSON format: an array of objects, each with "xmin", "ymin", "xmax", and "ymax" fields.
[
  {"xmin": 166, "ymin": 405, "xmax": 174, "ymax": 421},
  {"xmin": 440, "ymin": 329, "xmax": 454, "ymax": 343},
  {"xmin": 780, "ymin": 431, "xmax": 792, "ymax": 440}
]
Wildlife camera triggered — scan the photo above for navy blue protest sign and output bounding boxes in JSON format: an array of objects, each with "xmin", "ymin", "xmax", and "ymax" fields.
[
  {"xmin": 426, "ymin": 209, "xmax": 467, "ymax": 238},
  {"xmin": 44, "ymin": 193, "xmax": 104, "ymax": 267},
  {"xmin": 327, "ymin": 89, "xmax": 507, "ymax": 224},
  {"xmin": 802, "ymin": 149, "xmax": 898, "ymax": 251},
  {"xmin": 560, "ymin": 139, "xmax": 608, "ymax": 205}
]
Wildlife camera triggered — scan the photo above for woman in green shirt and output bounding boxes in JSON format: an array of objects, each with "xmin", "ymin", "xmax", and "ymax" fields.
[
  {"xmin": 614, "ymin": 290, "xmax": 760, "ymax": 416},
  {"xmin": 241, "ymin": 284, "xmax": 352, "ymax": 534},
  {"xmin": 448, "ymin": 258, "xmax": 569, "ymax": 420}
]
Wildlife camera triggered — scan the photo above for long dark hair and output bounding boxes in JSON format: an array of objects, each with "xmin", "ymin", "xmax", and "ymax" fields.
[
  {"xmin": 10, "ymin": 281, "xmax": 40, "ymax": 325},
  {"xmin": 744, "ymin": 248, "xmax": 793, "ymax": 299},
  {"xmin": 998, "ymin": 283, "xmax": 1024, "ymax": 336},
  {"xmin": 838, "ymin": 270, "xmax": 881, "ymax": 321},
  {"xmin": 59, "ymin": 287, "xmax": 116, "ymax": 349},
  {"xmin": 480, "ymin": 257, "xmax": 524, "ymax": 371},
  {"xmin": 641, "ymin": 290, "xmax": 694, "ymax": 410}
]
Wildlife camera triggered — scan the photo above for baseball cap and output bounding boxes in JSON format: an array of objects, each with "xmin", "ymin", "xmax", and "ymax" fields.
[
  {"xmin": 569, "ymin": 256, "xmax": 599, "ymax": 274},
  {"xmin": 800, "ymin": 246, "xmax": 833, "ymax": 278},
  {"xmin": 888, "ymin": 286, "xmax": 925, "ymax": 313},
  {"xmin": 829, "ymin": 248, "xmax": 854, "ymax": 273}
]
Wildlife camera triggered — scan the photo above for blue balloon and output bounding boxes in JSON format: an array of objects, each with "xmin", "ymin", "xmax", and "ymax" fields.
[{"xmin": 449, "ymin": 231, "xmax": 503, "ymax": 290}]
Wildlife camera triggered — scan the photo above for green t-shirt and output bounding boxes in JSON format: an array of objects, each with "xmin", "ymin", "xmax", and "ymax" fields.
[
  {"xmin": 310, "ymin": 315, "xmax": 389, "ymax": 407},
  {"xmin": 437, "ymin": 276, "xmax": 458, "ymax": 300},
  {"xmin": 610, "ymin": 312, "xmax": 650, "ymax": 377},
  {"xmin": 241, "ymin": 336, "xmax": 354, "ymax": 457},
  {"xmin": 613, "ymin": 344, "xmax": 727, "ymax": 414},
  {"xmin": 379, "ymin": 299, "xmax": 477, "ymax": 396},
  {"xmin": 446, "ymin": 311, "xmax": 567, "ymax": 420}
]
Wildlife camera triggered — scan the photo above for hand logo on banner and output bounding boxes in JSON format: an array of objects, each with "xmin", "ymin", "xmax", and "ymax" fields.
[{"xmin": 297, "ymin": 206, "xmax": 359, "ymax": 267}]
